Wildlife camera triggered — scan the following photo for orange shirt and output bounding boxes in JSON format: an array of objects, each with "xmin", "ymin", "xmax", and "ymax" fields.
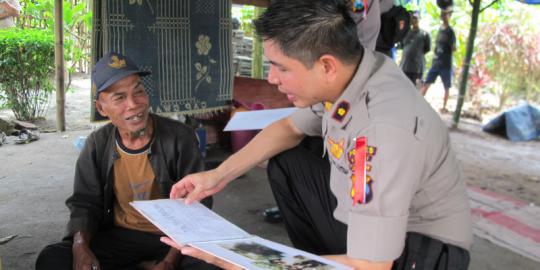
[{"xmin": 113, "ymin": 139, "xmax": 162, "ymax": 233}]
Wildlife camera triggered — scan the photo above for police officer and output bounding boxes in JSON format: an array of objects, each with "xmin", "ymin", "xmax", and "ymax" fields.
[
  {"xmin": 165, "ymin": 1, "xmax": 472, "ymax": 269},
  {"xmin": 260, "ymin": 0, "xmax": 395, "ymax": 224}
]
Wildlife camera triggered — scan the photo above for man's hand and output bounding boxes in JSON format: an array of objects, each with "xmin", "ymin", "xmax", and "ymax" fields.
[
  {"xmin": 160, "ymin": 237, "xmax": 243, "ymax": 270},
  {"xmin": 72, "ymin": 231, "xmax": 100, "ymax": 270},
  {"xmin": 170, "ymin": 169, "xmax": 227, "ymax": 204},
  {"xmin": 150, "ymin": 247, "xmax": 182, "ymax": 270},
  {"xmin": 72, "ymin": 242, "xmax": 100, "ymax": 270}
]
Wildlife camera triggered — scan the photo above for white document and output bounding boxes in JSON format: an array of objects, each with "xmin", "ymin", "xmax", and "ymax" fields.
[
  {"xmin": 224, "ymin": 107, "xmax": 297, "ymax": 131},
  {"xmin": 131, "ymin": 199, "xmax": 249, "ymax": 244},
  {"xmin": 131, "ymin": 199, "xmax": 352, "ymax": 270}
]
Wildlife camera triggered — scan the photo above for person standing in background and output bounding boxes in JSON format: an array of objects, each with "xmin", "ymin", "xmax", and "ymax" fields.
[
  {"xmin": 0, "ymin": 0, "xmax": 20, "ymax": 29},
  {"xmin": 399, "ymin": 11, "xmax": 431, "ymax": 88},
  {"xmin": 421, "ymin": 8, "xmax": 456, "ymax": 113}
]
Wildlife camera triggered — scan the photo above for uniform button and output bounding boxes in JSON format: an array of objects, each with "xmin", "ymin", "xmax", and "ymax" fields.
[{"xmin": 107, "ymin": 209, "xmax": 111, "ymax": 214}]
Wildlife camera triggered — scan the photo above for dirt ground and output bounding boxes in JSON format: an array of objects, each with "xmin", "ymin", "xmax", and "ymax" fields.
[{"xmin": 1, "ymin": 74, "xmax": 539, "ymax": 269}]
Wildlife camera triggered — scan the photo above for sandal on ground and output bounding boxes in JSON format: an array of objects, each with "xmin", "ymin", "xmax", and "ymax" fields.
[
  {"xmin": 0, "ymin": 132, "xmax": 6, "ymax": 146},
  {"xmin": 14, "ymin": 129, "xmax": 40, "ymax": 144}
]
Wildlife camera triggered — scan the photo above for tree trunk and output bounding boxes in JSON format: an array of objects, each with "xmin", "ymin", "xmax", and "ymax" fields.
[
  {"xmin": 55, "ymin": 0, "xmax": 66, "ymax": 131},
  {"xmin": 452, "ymin": 0, "xmax": 482, "ymax": 128}
]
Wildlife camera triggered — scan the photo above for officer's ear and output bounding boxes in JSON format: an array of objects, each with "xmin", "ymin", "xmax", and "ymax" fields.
[{"xmin": 317, "ymin": 54, "xmax": 339, "ymax": 82}]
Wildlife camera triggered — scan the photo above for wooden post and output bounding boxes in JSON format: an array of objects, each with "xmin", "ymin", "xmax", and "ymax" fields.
[
  {"xmin": 251, "ymin": 7, "xmax": 264, "ymax": 79},
  {"xmin": 54, "ymin": 0, "xmax": 65, "ymax": 131}
]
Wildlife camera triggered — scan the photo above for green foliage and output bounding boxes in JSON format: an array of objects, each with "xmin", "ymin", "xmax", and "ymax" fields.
[
  {"xmin": 460, "ymin": 0, "xmax": 540, "ymax": 108},
  {"xmin": 235, "ymin": 5, "xmax": 255, "ymax": 37},
  {"xmin": 0, "ymin": 28, "xmax": 55, "ymax": 121},
  {"xmin": 19, "ymin": 0, "xmax": 92, "ymax": 89},
  {"xmin": 473, "ymin": 20, "xmax": 540, "ymax": 108},
  {"xmin": 240, "ymin": 6, "xmax": 255, "ymax": 37}
]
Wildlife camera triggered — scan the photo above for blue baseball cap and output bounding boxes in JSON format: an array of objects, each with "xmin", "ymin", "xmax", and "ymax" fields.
[{"xmin": 91, "ymin": 52, "xmax": 151, "ymax": 99}]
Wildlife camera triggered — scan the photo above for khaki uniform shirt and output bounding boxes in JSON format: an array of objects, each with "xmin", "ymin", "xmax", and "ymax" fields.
[{"xmin": 290, "ymin": 49, "xmax": 472, "ymax": 261}]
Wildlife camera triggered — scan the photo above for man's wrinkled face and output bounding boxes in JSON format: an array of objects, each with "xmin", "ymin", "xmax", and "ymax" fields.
[
  {"xmin": 264, "ymin": 40, "xmax": 326, "ymax": 108},
  {"xmin": 95, "ymin": 74, "xmax": 150, "ymax": 136}
]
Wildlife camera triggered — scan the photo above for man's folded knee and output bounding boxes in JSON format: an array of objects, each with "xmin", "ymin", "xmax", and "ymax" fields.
[{"xmin": 35, "ymin": 242, "xmax": 72, "ymax": 270}]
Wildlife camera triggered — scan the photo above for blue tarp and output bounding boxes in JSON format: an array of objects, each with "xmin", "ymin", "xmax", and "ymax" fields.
[
  {"xmin": 517, "ymin": 0, "xmax": 540, "ymax": 4},
  {"xmin": 483, "ymin": 104, "xmax": 540, "ymax": 141}
]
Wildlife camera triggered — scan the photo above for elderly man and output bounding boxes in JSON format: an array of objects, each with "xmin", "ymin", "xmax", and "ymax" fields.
[
  {"xmin": 165, "ymin": 1, "xmax": 472, "ymax": 270},
  {"xmin": 36, "ymin": 52, "xmax": 218, "ymax": 270},
  {"xmin": 0, "ymin": 0, "xmax": 20, "ymax": 29}
]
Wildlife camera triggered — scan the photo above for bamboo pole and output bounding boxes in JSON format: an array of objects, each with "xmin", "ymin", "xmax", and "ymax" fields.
[
  {"xmin": 251, "ymin": 7, "xmax": 264, "ymax": 79},
  {"xmin": 55, "ymin": 0, "xmax": 65, "ymax": 131},
  {"xmin": 452, "ymin": 0, "xmax": 483, "ymax": 128}
]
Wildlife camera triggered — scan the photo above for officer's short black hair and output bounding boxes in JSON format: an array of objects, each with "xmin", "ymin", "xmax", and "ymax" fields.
[{"xmin": 254, "ymin": 0, "xmax": 363, "ymax": 68}]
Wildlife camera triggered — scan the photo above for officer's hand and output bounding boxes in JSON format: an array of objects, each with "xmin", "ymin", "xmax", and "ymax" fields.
[
  {"xmin": 72, "ymin": 242, "xmax": 100, "ymax": 270},
  {"xmin": 170, "ymin": 169, "xmax": 227, "ymax": 204},
  {"xmin": 160, "ymin": 237, "xmax": 243, "ymax": 270}
]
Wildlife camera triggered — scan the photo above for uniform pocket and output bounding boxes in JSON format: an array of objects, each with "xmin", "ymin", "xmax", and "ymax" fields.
[{"xmin": 413, "ymin": 116, "xmax": 429, "ymax": 141}]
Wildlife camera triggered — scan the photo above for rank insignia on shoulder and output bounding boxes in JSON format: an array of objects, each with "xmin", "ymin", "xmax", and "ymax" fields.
[{"xmin": 332, "ymin": 101, "xmax": 350, "ymax": 122}]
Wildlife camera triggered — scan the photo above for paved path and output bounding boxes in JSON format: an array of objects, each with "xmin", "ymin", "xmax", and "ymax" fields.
[{"xmin": 468, "ymin": 186, "xmax": 540, "ymax": 262}]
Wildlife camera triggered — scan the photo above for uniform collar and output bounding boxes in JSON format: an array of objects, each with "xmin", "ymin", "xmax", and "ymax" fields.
[{"xmin": 326, "ymin": 49, "xmax": 377, "ymax": 129}]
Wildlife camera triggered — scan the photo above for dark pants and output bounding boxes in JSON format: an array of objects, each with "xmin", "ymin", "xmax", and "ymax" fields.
[
  {"xmin": 267, "ymin": 137, "xmax": 470, "ymax": 269},
  {"xmin": 404, "ymin": 72, "xmax": 423, "ymax": 84},
  {"xmin": 424, "ymin": 66, "xmax": 452, "ymax": 89},
  {"xmin": 35, "ymin": 226, "xmax": 220, "ymax": 270},
  {"xmin": 267, "ymin": 136, "xmax": 347, "ymax": 255}
]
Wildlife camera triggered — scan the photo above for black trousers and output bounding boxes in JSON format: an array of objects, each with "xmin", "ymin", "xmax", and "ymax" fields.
[
  {"xmin": 267, "ymin": 137, "xmax": 470, "ymax": 269},
  {"xmin": 35, "ymin": 226, "xmax": 220, "ymax": 270},
  {"xmin": 404, "ymin": 71, "xmax": 423, "ymax": 84},
  {"xmin": 267, "ymin": 136, "xmax": 347, "ymax": 255}
]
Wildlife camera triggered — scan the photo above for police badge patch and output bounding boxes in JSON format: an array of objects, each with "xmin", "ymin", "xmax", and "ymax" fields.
[{"xmin": 348, "ymin": 137, "xmax": 377, "ymax": 205}]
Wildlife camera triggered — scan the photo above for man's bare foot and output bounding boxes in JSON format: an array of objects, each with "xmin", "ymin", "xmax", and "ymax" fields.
[{"xmin": 439, "ymin": 108, "xmax": 449, "ymax": 114}]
